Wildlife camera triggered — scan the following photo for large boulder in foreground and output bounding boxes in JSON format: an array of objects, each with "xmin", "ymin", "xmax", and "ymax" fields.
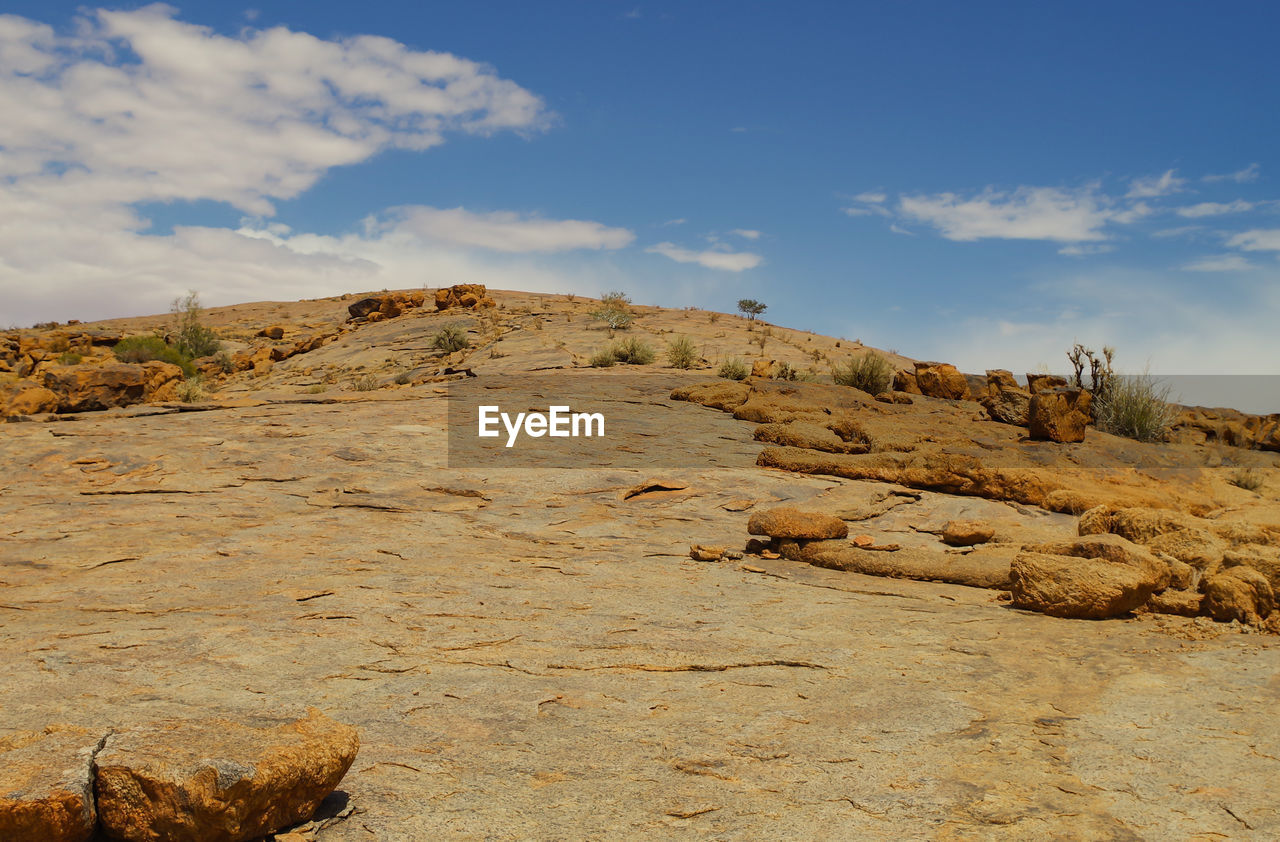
[
  {"xmin": 95, "ymin": 708, "xmax": 359, "ymax": 842},
  {"xmin": 41, "ymin": 362, "xmax": 183, "ymax": 413},
  {"xmin": 747, "ymin": 507, "xmax": 848, "ymax": 540},
  {"xmin": 1025, "ymin": 534, "xmax": 1171, "ymax": 592},
  {"xmin": 1010, "ymin": 551, "xmax": 1159, "ymax": 619},
  {"xmin": 1028, "ymin": 388, "xmax": 1092, "ymax": 443},
  {"xmin": 1202, "ymin": 566, "xmax": 1275, "ymax": 624},
  {"xmin": 0, "ymin": 381, "xmax": 60, "ymax": 417},
  {"xmin": 0, "ymin": 726, "xmax": 100, "ymax": 842}
]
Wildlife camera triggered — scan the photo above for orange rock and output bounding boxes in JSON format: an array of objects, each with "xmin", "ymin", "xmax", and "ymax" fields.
[
  {"xmin": 913, "ymin": 362, "xmax": 970, "ymax": 400},
  {"xmin": 94, "ymin": 709, "xmax": 359, "ymax": 842},
  {"xmin": 0, "ymin": 726, "xmax": 100, "ymax": 842},
  {"xmin": 747, "ymin": 507, "xmax": 848, "ymax": 540},
  {"xmin": 257, "ymin": 325, "xmax": 285, "ymax": 340},
  {"xmin": 0, "ymin": 381, "xmax": 60, "ymax": 417},
  {"xmin": 1010, "ymin": 551, "xmax": 1159, "ymax": 619},
  {"xmin": 435, "ymin": 284, "xmax": 492, "ymax": 311},
  {"xmin": 1028, "ymin": 389, "xmax": 1091, "ymax": 443}
]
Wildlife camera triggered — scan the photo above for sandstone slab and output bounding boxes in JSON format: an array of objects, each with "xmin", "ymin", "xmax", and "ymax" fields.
[
  {"xmin": 0, "ymin": 726, "xmax": 100, "ymax": 842},
  {"xmin": 747, "ymin": 507, "xmax": 848, "ymax": 540},
  {"xmin": 1010, "ymin": 551, "xmax": 1158, "ymax": 619},
  {"xmin": 94, "ymin": 709, "xmax": 359, "ymax": 842}
]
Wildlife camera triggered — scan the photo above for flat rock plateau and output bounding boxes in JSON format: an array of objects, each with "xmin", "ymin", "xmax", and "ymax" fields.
[{"xmin": 2, "ymin": 288, "xmax": 1278, "ymax": 840}]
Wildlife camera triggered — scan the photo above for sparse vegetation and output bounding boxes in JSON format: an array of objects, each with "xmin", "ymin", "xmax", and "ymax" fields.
[
  {"xmin": 666, "ymin": 335, "xmax": 698, "ymax": 369},
  {"xmin": 591, "ymin": 294, "xmax": 634, "ymax": 332},
  {"xmin": 708, "ymin": 312, "xmax": 721, "ymax": 324},
  {"xmin": 432, "ymin": 324, "xmax": 470, "ymax": 353},
  {"xmin": 589, "ymin": 347, "xmax": 617, "ymax": 367},
  {"xmin": 350, "ymin": 373, "xmax": 380, "ymax": 391},
  {"xmin": 1092, "ymin": 370, "xmax": 1178, "ymax": 442},
  {"xmin": 171, "ymin": 291, "xmax": 222, "ymax": 359},
  {"xmin": 112, "ymin": 335, "xmax": 195, "ymax": 376},
  {"xmin": 601, "ymin": 291, "xmax": 631, "ymax": 307},
  {"xmin": 214, "ymin": 351, "xmax": 234, "ymax": 374},
  {"xmin": 753, "ymin": 334, "xmax": 768, "ymax": 352},
  {"xmin": 59, "ymin": 351, "xmax": 82, "ymax": 365},
  {"xmin": 175, "ymin": 375, "xmax": 206, "ymax": 403},
  {"xmin": 832, "ymin": 351, "xmax": 893, "ymax": 394},
  {"xmin": 777, "ymin": 362, "xmax": 816, "ymax": 382},
  {"xmin": 718, "ymin": 356, "xmax": 750, "ymax": 381},
  {"xmin": 1230, "ymin": 467, "xmax": 1264, "ymax": 491},
  {"xmin": 611, "ymin": 336, "xmax": 655, "ymax": 365},
  {"xmin": 737, "ymin": 299, "xmax": 767, "ymax": 321},
  {"xmin": 304, "ymin": 384, "xmax": 328, "ymax": 394},
  {"xmin": 394, "ymin": 372, "xmax": 412, "ymax": 385}
]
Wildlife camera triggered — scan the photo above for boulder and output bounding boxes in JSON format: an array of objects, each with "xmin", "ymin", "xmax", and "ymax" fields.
[
  {"xmin": 1145, "ymin": 590, "xmax": 1204, "ymax": 617},
  {"xmin": 669, "ymin": 381, "xmax": 750, "ymax": 412},
  {"xmin": 1026, "ymin": 374, "xmax": 1069, "ymax": 395},
  {"xmin": 941, "ymin": 520, "xmax": 995, "ymax": 547},
  {"xmin": 1025, "ymin": 533, "xmax": 1171, "ymax": 592},
  {"xmin": 892, "ymin": 369, "xmax": 922, "ymax": 395},
  {"xmin": 985, "ymin": 369, "xmax": 1019, "ymax": 391},
  {"xmin": 981, "ymin": 381, "xmax": 1032, "ymax": 426},
  {"xmin": 1010, "ymin": 551, "xmax": 1160, "ymax": 619},
  {"xmin": 1223, "ymin": 547, "xmax": 1280, "ymax": 592},
  {"xmin": 1202, "ymin": 567, "xmax": 1275, "ymax": 624},
  {"xmin": 1029, "ymin": 388, "xmax": 1091, "ymax": 443},
  {"xmin": 689, "ymin": 544, "xmax": 727, "ymax": 561},
  {"xmin": 257, "ymin": 326, "xmax": 285, "ymax": 340},
  {"xmin": 750, "ymin": 358, "xmax": 778, "ymax": 378},
  {"xmin": 753, "ymin": 422, "xmax": 870, "ymax": 455},
  {"xmin": 1, "ymin": 382, "xmax": 60, "ymax": 417},
  {"xmin": 913, "ymin": 362, "xmax": 970, "ymax": 400},
  {"xmin": 747, "ymin": 507, "xmax": 848, "ymax": 540},
  {"xmin": 1078, "ymin": 506, "xmax": 1225, "ymax": 576},
  {"xmin": 41, "ymin": 363, "xmax": 183, "ymax": 412},
  {"xmin": 0, "ymin": 726, "xmax": 100, "ymax": 842},
  {"xmin": 435, "ymin": 284, "xmax": 495, "ymax": 311},
  {"xmin": 790, "ymin": 540, "xmax": 1012, "ymax": 589},
  {"xmin": 94, "ymin": 708, "xmax": 359, "ymax": 842}
]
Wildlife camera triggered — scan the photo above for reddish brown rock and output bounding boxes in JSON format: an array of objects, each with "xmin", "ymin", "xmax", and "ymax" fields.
[
  {"xmin": 0, "ymin": 726, "xmax": 100, "ymax": 842},
  {"xmin": 892, "ymin": 369, "xmax": 922, "ymax": 395},
  {"xmin": 1078, "ymin": 506, "xmax": 1225, "ymax": 575},
  {"xmin": 689, "ymin": 544, "xmax": 728, "ymax": 561},
  {"xmin": 1010, "ymin": 551, "xmax": 1160, "ymax": 619},
  {"xmin": 747, "ymin": 507, "xmax": 848, "ymax": 540},
  {"xmin": 1026, "ymin": 374, "xmax": 1069, "ymax": 395},
  {"xmin": 94, "ymin": 708, "xmax": 359, "ymax": 842},
  {"xmin": 1145, "ymin": 590, "xmax": 1204, "ymax": 617},
  {"xmin": 750, "ymin": 358, "xmax": 778, "ymax": 378},
  {"xmin": 669, "ymin": 381, "xmax": 750, "ymax": 412},
  {"xmin": 1025, "ymin": 533, "xmax": 1171, "ymax": 592},
  {"xmin": 257, "ymin": 325, "xmax": 285, "ymax": 340},
  {"xmin": 1029, "ymin": 388, "xmax": 1091, "ymax": 443},
  {"xmin": 981, "ymin": 372, "xmax": 1033, "ymax": 426},
  {"xmin": 913, "ymin": 362, "xmax": 970, "ymax": 400}
]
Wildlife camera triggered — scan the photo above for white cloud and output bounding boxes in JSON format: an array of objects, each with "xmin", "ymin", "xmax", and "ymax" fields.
[
  {"xmin": 897, "ymin": 186, "xmax": 1118, "ymax": 242},
  {"xmin": 1151, "ymin": 225, "xmax": 1206, "ymax": 239},
  {"xmin": 1058, "ymin": 244, "xmax": 1115, "ymax": 256},
  {"xmin": 660, "ymin": 218, "xmax": 687, "ymax": 226},
  {"xmin": 0, "ymin": 7, "xmax": 587, "ymax": 324},
  {"xmin": 1126, "ymin": 169, "xmax": 1186, "ymax": 198},
  {"xmin": 646, "ymin": 242, "xmax": 762, "ymax": 272},
  {"xmin": 377, "ymin": 206, "xmax": 633, "ymax": 252},
  {"xmin": 1176, "ymin": 200, "xmax": 1254, "ymax": 218},
  {"xmin": 729, "ymin": 228, "xmax": 761, "ymax": 240},
  {"xmin": 889, "ymin": 224, "xmax": 915, "ymax": 236},
  {"xmin": 1182, "ymin": 255, "xmax": 1254, "ymax": 272},
  {"xmin": 1226, "ymin": 229, "xmax": 1280, "ymax": 252},
  {"xmin": 1203, "ymin": 163, "xmax": 1260, "ymax": 184},
  {"xmin": 854, "ymin": 192, "xmax": 887, "ymax": 203}
]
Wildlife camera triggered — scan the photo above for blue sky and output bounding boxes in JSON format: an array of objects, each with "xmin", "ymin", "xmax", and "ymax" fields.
[{"xmin": 2, "ymin": 2, "xmax": 1278, "ymax": 394}]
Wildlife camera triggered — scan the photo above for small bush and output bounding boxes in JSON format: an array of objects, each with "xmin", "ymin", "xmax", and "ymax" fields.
[
  {"xmin": 304, "ymin": 384, "xmax": 328, "ymax": 394},
  {"xmin": 394, "ymin": 372, "xmax": 412, "ymax": 385},
  {"xmin": 1230, "ymin": 467, "xmax": 1264, "ymax": 491},
  {"xmin": 1093, "ymin": 372, "xmax": 1177, "ymax": 442},
  {"xmin": 708, "ymin": 312, "xmax": 721, "ymax": 324},
  {"xmin": 601, "ymin": 291, "xmax": 631, "ymax": 307},
  {"xmin": 777, "ymin": 362, "xmax": 816, "ymax": 382},
  {"xmin": 718, "ymin": 356, "xmax": 749, "ymax": 381},
  {"xmin": 611, "ymin": 336, "xmax": 655, "ymax": 365},
  {"xmin": 59, "ymin": 351, "xmax": 82, "ymax": 365},
  {"xmin": 589, "ymin": 347, "xmax": 617, "ymax": 368},
  {"xmin": 591, "ymin": 305, "xmax": 633, "ymax": 331},
  {"xmin": 175, "ymin": 375, "xmax": 206, "ymax": 403},
  {"xmin": 432, "ymin": 324, "xmax": 470, "ymax": 353},
  {"xmin": 172, "ymin": 291, "xmax": 222, "ymax": 358},
  {"xmin": 350, "ymin": 373, "xmax": 380, "ymax": 391},
  {"xmin": 214, "ymin": 351, "xmax": 234, "ymax": 373},
  {"xmin": 666, "ymin": 335, "xmax": 697, "ymax": 369},
  {"xmin": 112, "ymin": 335, "xmax": 194, "ymax": 376},
  {"xmin": 832, "ymin": 351, "xmax": 893, "ymax": 394}
]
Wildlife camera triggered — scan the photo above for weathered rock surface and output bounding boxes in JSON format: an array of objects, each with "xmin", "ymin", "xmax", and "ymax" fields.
[
  {"xmin": 1202, "ymin": 567, "xmax": 1275, "ymax": 624},
  {"xmin": 0, "ymin": 382, "xmax": 60, "ymax": 417},
  {"xmin": 94, "ymin": 709, "xmax": 358, "ymax": 842},
  {"xmin": 1025, "ymin": 534, "xmax": 1171, "ymax": 593},
  {"xmin": 41, "ymin": 362, "xmax": 183, "ymax": 412},
  {"xmin": 1079, "ymin": 506, "xmax": 1227, "ymax": 575},
  {"xmin": 1010, "ymin": 551, "xmax": 1159, "ymax": 619},
  {"xmin": 1029, "ymin": 388, "xmax": 1092, "ymax": 443},
  {"xmin": 1145, "ymin": 589, "xmax": 1204, "ymax": 617},
  {"xmin": 941, "ymin": 519, "xmax": 995, "ymax": 546},
  {"xmin": 981, "ymin": 371, "xmax": 1033, "ymax": 426},
  {"xmin": 747, "ymin": 507, "xmax": 848, "ymax": 539},
  {"xmin": 913, "ymin": 361, "xmax": 970, "ymax": 400},
  {"xmin": 753, "ymin": 421, "xmax": 870, "ymax": 454},
  {"xmin": 787, "ymin": 539, "xmax": 1013, "ymax": 588},
  {"xmin": 434, "ymin": 283, "xmax": 495, "ymax": 311},
  {"xmin": 0, "ymin": 727, "xmax": 100, "ymax": 842}
]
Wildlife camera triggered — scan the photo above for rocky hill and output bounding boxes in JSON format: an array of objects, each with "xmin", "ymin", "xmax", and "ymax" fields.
[{"xmin": 1, "ymin": 286, "xmax": 1278, "ymax": 839}]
